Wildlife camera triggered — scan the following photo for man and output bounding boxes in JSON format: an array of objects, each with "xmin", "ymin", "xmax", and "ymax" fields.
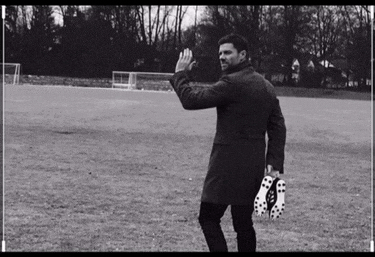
[{"xmin": 169, "ymin": 33, "xmax": 286, "ymax": 252}]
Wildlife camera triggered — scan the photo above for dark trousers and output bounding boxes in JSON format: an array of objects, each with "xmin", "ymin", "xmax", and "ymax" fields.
[{"xmin": 198, "ymin": 201, "xmax": 256, "ymax": 252}]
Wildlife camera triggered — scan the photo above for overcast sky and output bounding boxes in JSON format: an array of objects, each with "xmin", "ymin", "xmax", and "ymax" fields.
[{"xmin": 50, "ymin": 5, "xmax": 206, "ymax": 29}]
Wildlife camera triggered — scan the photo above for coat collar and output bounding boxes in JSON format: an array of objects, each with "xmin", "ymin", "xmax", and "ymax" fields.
[{"xmin": 221, "ymin": 60, "xmax": 253, "ymax": 76}]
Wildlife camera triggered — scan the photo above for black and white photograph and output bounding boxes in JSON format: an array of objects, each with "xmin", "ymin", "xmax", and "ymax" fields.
[{"xmin": 1, "ymin": 5, "xmax": 373, "ymax": 252}]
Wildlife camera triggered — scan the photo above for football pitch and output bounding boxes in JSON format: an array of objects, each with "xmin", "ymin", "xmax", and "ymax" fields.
[{"xmin": 3, "ymin": 84, "xmax": 372, "ymax": 251}]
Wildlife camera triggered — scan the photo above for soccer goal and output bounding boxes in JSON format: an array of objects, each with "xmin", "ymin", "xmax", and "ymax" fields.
[
  {"xmin": 1, "ymin": 63, "xmax": 21, "ymax": 85},
  {"xmin": 112, "ymin": 71, "xmax": 174, "ymax": 91}
]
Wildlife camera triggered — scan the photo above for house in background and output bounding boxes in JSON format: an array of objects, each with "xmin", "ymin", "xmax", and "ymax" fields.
[
  {"xmin": 318, "ymin": 59, "xmax": 354, "ymax": 89},
  {"xmin": 291, "ymin": 58, "xmax": 300, "ymax": 84},
  {"xmin": 259, "ymin": 53, "xmax": 366, "ymax": 89}
]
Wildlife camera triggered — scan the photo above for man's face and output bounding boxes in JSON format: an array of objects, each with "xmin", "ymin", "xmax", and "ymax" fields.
[{"xmin": 218, "ymin": 43, "xmax": 246, "ymax": 71}]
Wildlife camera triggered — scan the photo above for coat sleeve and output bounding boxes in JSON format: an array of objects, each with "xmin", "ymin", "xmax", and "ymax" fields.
[
  {"xmin": 266, "ymin": 87, "xmax": 287, "ymax": 174},
  {"xmin": 169, "ymin": 71, "xmax": 236, "ymax": 110}
]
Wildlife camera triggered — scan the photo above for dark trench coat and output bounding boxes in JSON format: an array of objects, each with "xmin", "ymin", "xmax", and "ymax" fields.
[{"xmin": 169, "ymin": 61, "xmax": 286, "ymax": 205}]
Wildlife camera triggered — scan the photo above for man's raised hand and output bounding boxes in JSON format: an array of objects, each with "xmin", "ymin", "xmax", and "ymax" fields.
[{"xmin": 175, "ymin": 48, "xmax": 196, "ymax": 73}]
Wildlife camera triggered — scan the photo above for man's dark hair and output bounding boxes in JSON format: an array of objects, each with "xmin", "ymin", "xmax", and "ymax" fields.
[{"xmin": 218, "ymin": 33, "xmax": 249, "ymax": 58}]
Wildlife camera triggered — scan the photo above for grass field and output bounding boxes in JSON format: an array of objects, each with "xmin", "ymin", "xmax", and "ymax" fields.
[{"xmin": 3, "ymin": 84, "xmax": 372, "ymax": 252}]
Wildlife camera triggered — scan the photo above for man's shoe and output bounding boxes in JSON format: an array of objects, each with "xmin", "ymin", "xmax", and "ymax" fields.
[
  {"xmin": 254, "ymin": 176, "xmax": 273, "ymax": 216},
  {"xmin": 268, "ymin": 178, "xmax": 286, "ymax": 220}
]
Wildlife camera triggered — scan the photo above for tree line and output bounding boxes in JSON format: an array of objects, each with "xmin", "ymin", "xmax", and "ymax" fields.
[{"xmin": 3, "ymin": 5, "xmax": 372, "ymax": 90}]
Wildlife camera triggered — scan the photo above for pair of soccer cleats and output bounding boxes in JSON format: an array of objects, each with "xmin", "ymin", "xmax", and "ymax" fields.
[{"xmin": 254, "ymin": 175, "xmax": 286, "ymax": 220}]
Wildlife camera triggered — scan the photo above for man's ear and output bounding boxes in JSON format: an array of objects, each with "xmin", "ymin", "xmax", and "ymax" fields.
[{"xmin": 239, "ymin": 50, "xmax": 247, "ymax": 62}]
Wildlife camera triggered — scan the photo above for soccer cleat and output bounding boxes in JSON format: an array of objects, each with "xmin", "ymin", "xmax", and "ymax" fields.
[
  {"xmin": 254, "ymin": 176, "xmax": 273, "ymax": 216},
  {"xmin": 268, "ymin": 178, "xmax": 286, "ymax": 220},
  {"xmin": 265, "ymin": 178, "xmax": 277, "ymax": 214}
]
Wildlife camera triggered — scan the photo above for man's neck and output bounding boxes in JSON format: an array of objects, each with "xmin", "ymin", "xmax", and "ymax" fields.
[{"xmin": 222, "ymin": 60, "xmax": 251, "ymax": 75}]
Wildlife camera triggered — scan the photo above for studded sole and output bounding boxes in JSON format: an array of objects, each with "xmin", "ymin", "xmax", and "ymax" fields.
[
  {"xmin": 254, "ymin": 175, "xmax": 273, "ymax": 216},
  {"xmin": 270, "ymin": 179, "xmax": 286, "ymax": 220}
]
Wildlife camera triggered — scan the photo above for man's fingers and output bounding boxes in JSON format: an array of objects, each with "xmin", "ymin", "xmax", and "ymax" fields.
[
  {"xmin": 187, "ymin": 49, "xmax": 192, "ymax": 59},
  {"xmin": 186, "ymin": 49, "xmax": 191, "ymax": 61},
  {"xmin": 265, "ymin": 164, "xmax": 280, "ymax": 178},
  {"xmin": 181, "ymin": 48, "xmax": 192, "ymax": 62},
  {"xmin": 270, "ymin": 171, "xmax": 280, "ymax": 178},
  {"xmin": 175, "ymin": 48, "xmax": 194, "ymax": 72}
]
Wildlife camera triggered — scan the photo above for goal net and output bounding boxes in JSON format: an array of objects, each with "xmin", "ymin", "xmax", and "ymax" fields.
[
  {"xmin": 1, "ymin": 63, "xmax": 21, "ymax": 85},
  {"xmin": 112, "ymin": 71, "xmax": 174, "ymax": 91}
]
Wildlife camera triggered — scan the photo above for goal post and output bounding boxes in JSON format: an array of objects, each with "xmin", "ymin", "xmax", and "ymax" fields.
[
  {"xmin": 1, "ymin": 63, "xmax": 20, "ymax": 85},
  {"xmin": 112, "ymin": 71, "xmax": 136, "ymax": 90},
  {"xmin": 112, "ymin": 71, "xmax": 174, "ymax": 91}
]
